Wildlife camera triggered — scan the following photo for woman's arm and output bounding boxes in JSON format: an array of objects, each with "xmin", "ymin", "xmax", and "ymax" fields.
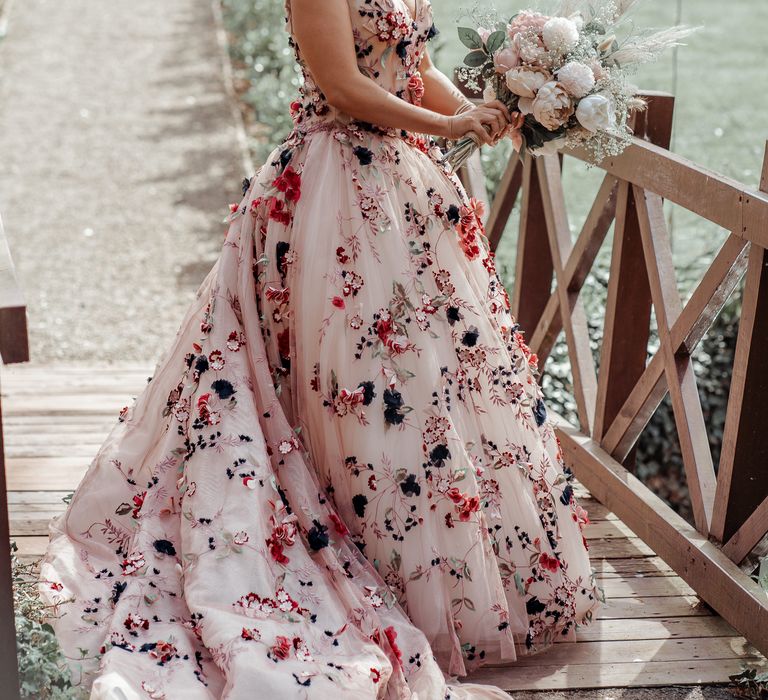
[
  {"xmin": 289, "ymin": 0, "xmax": 509, "ymax": 145},
  {"xmin": 419, "ymin": 48, "xmax": 472, "ymax": 117}
]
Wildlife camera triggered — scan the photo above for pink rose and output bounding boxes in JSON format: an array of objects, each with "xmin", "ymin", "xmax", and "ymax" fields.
[{"xmin": 493, "ymin": 46, "xmax": 520, "ymax": 73}]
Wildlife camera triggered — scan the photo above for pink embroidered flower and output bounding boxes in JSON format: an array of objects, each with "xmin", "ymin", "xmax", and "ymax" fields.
[
  {"xmin": 208, "ymin": 349, "xmax": 225, "ymax": 370},
  {"xmin": 241, "ymin": 627, "xmax": 261, "ymax": 641},
  {"xmin": 408, "ymin": 72, "xmax": 425, "ymax": 106},
  {"xmin": 375, "ymin": 11, "xmax": 410, "ymax": 43},
  {"xmin": 149, "ymin": 640, "xmax": 177, "ymax": 664},
  {"xmin": 121, "ymin": 551, "xmax": 146, "ymax": 576},
  {"xmin": 227, "ymin": 331, "xmax": 245, "ymax": 351},
  {"xmin": 233, "ymin": 531, "xmax": 249, "ymax": 546},
  {"xmin": 124, "ymin": 613, "xmax": 150, "ymax": 632},
  {"xmin": 278, "ymin": 436, "xmax": 300, "ymax": 454},
  {"xmin": 271, "ymin": 635, "xmax": 293, "ymax": 660}
]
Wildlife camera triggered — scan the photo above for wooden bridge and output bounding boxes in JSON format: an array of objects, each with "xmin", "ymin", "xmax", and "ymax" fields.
[{"xmin": 1, "ymin": 91, "xmax": 767, "ymax": 695}]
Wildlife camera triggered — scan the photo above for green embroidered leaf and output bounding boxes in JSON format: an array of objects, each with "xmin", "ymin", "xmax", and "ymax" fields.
[{"xmin": 458, "ymin": 26, "xmax": 483, "ymax": 50}]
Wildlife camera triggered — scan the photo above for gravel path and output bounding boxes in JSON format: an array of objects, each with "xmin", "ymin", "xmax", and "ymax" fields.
[{"xmin": 0, "ymin": 0, "xmax": 248, "ymax": 363}]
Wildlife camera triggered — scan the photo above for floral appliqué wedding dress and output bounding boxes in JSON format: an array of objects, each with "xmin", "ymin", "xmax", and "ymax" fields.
[{"xmin": 39, "ymin": 0, "xmax": 603, "ymax": 697}]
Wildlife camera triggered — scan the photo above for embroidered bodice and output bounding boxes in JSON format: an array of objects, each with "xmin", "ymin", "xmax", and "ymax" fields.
[{"xmin": 284, "ymin": 0, "xmax": 439, "ymax": 130}]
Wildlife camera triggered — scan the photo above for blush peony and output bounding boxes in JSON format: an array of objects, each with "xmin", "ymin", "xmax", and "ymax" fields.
[
  {"xmin": 532, "ymin": 81, "xmax": 574, "ymax": 130},
  {"xmin": 504, "ymin": 66, "xmax": 551, "ymax": 98}
]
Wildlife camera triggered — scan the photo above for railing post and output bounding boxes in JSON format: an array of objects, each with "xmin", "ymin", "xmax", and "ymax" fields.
[
  {"xmin": 593, "ymin": 93, "xmax": 675, "ymax": 454},
  {"xmin": 0, "ymin": 213, "xmax": 26, "ymax": 700},
  {"xmin": 711, "ymin": 143, "xmax": 768, "ymax": 554},
  {"xmin": 512, "ymin": 153, "xmax": 555, "ymax": 339}
]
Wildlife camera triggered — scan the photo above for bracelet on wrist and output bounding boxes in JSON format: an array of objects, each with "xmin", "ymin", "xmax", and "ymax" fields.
[{"xmin": 453, "ymin": 101, "xmax": 474, "ymax": 116}]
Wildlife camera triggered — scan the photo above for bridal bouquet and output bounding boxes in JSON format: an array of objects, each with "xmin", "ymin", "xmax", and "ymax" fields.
[{"xmin": 443, "ymin": 0, "xmax": 695, "ymax": 169}]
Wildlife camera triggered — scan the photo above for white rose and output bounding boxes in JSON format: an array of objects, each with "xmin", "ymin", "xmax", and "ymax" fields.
[
  {"xmin": 575, "ymin": 94, "xmax": 616, "ymax": 132},
  {"xmin": 505, "ymin": 66, "xmax": 551, "ymax": 98},
  {"xmin": 542, "ymin": 17, "xmax": 580, "ymax": 53},
  {"xmin": 555, "ymin": 61, "xmax": 595, "ymax": 98},
  {"xmin": 532, "ymin": 81, "xmax": 574, "ymax": 131}
]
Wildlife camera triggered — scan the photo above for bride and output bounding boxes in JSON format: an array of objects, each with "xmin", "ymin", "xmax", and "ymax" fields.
[{"xmin": 39, "ymin": 0, "xmax": 603, "ymax": 697}]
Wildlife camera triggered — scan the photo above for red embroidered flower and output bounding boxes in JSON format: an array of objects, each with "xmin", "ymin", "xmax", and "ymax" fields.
[
  {"xmin": 336, "ymin": 246, "xmax": 350, "ymax": 263},
  {"xmin": 539, "ymin": 552, "xmax": 561, "ymax": 573},
  {"xmin": 383, "ymin": 626, "xmax": 403, "ymax": 667},
  {"xmin": 458, "ymin": 495, "xmax": 480, "ymax": 522},
  {"xmin": 131, "ymin": 490, "xmax": 147, "ymax": 519},
  {"xmin": 271, "ymin": 635, "xmax": 293, "ymax": 660},
  {"xmin": 124, "ymin": 613, "xmax": 150, "ymax": 632},
  {"xmin": 329, "ymin": 512, "xmax": 349, "ymax": 536},
  {"xmin": 273, "ymin": 165, "xmax": 301, "ymax": 202},
  {"xmin": 268, "ymin": 196, "xmax": 292, "ymax": 226},
  {"xmin": 331, "ymin": 295, "xmax": 345, "ymax": 309}
]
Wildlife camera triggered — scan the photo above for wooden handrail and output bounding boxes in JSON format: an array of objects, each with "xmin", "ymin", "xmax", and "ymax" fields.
[
  {"xmin": 0, "ymin": 212, "xmax": 27, "ymax": 700},
  {"xmin": 459, "ymin": 90, "xmax": 768, "ymax": 655}
]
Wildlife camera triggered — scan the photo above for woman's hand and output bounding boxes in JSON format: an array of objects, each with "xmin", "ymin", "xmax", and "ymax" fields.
[{"xmin": 448, "ymin": 100, "xmax": 513, "ymax": 145}]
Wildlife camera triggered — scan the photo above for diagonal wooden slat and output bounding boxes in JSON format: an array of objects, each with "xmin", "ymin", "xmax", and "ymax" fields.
[
  {"xmin": 536, "ymin": 155, "xmax": 598, "ymax": 435},
  {"xmin": 529, "ymin": 173, "xmax": 617, "ymax": 364},
  {"xmin": 634, "ymin": 186, "xmax": 716, "ymax": 534},
  {"xmin": 711, "ymin": 146, "xmax": 768, "ymax": 550},
  {"xmin": 723, "ymin": 492, "xmax": 768, "ymax": 564},
  {"xmin": 600, "ymin": 232, "xmax": 749, "ymax": 462}
]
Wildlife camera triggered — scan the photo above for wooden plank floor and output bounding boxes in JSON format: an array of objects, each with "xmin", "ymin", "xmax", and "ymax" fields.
[{"xmin": 2, "ymin": 362, "xmax": 765, "ymax": 692}]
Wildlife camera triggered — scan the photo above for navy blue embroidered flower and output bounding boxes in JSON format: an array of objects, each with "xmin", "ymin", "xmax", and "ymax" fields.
[
  {"xmin": 446, "ymin": 306, "xmax": 461, "ymax": 325},
  {"xmin": 352, "ymin": 494, "xmax": 368, "ymax": 518},
  {"xmin": 526, "ymin": 596, "xmax": 547, "ymax": 615},
  {"xmin": 358, "ymin": 380, "xmax": 376, "ymax": 406},
  {"xmin": 429, "ymin": 443, "xmax": 450, "ymax": 468},
  {"xmin": 383, "ymin": 388, "xmax": 405, "ymax": 425},
  {"xmin": 307, "ymin": 520, "xmax": 329, "ymax": 550},
  {"xmin": 400, "ymin": 473, "xmax": 421, "ymax": 497},
  {"xmin": 153, "ymin": 539, "xmax": 176, "ymax": 556},
  {"xmin": 211, "ymin": 379, "xmax": 236, "ymax": 400},
  {"xmin": 534, "ymin": 398, "xmax": 547, "ymax": 427},
  {"xmin": 194, "ymin": 355, "xmax": 209, "ymax": 374},
  {"xmin": 353, "ymin": 146, "xmax": 374, "ymax": 165},
  {"xmin": 560, "ymin": 484, "xmax": 574, "ymax": 506},
  {"xmin": 462, "ymin": 327, "xmax": 479, "ymax": 347},
  {"xmin": 446, "ymin": 204, "xmax": 460, "ymax": 223}
]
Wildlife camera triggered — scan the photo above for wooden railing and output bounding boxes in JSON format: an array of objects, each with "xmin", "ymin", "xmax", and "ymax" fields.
[
  {"xmin": 0, "ymin": 211, "xmax": 27, "ymax": 699},
  {"xmin": 460, "ymin": 90, "xmax": 768, "ymax": 655}
]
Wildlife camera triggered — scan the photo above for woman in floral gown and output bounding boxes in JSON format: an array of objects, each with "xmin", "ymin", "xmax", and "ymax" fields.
[{"xmin": 39, "ymin": 0, "xmax": 603, "ymax": 697}]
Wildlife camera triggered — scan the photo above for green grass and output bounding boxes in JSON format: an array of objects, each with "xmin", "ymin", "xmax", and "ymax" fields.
[{"xmin": 429, "ymin": 0, "xmax": 768, "ymax": 289}]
